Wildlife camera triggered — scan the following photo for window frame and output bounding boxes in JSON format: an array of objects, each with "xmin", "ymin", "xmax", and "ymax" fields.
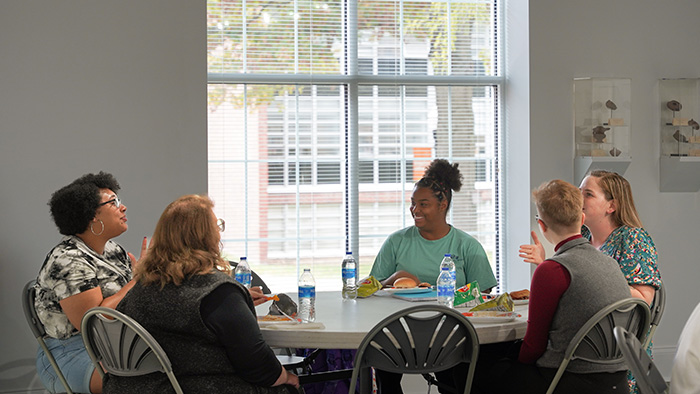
[{"xmin": 207, "ymin": 0, "xmax": 506, "ymax": 291}]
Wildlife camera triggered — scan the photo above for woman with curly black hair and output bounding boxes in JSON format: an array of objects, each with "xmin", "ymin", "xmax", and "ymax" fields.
[
  {"xmin": 34, "ymin": 171, "xmax": 147, "ymax": 394},
  {"xmin": 370, "ymin": 158, "xmax": 497, "ymax": 291},
  {"xmin": 369, "ymin": 159, "xmax": 497, "ymax": 394}
]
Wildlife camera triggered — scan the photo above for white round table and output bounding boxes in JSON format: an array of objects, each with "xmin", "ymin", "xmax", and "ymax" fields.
[{"xmin": 256, "ymin": 291, "xmax": 528, "ymax": 349}]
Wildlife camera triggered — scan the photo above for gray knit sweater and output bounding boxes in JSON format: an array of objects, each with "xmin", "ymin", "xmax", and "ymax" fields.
[{"xmin": 536, "ymin": 237, "xmax": 631, "ymax": 373}]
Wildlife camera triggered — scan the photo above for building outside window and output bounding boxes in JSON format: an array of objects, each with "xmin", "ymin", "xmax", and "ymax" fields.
[{"xmin": 207, "ymin": 0, "xmax": 502, "ymax": 292}]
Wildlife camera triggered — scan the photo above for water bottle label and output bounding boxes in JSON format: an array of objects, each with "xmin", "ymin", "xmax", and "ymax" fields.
[
  {"xmin": 299, "ymin": 286, "xmax": 315, "ymax": 298},
  {"xmin": 235, "ymin": 273, "xmax": 251, "ymax": 285},
  {"xmin": 342, "ymin": 267, "xmax": 356, "ymax": 279},
  {"xmin": 437, "ymin": 285, "xmax": 454, "ymax": 298}
]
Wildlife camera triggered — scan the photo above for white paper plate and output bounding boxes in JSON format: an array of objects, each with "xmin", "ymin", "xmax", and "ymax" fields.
[
  {"xmin": 383, "ymin": 287, "xmax": 434, "ymax": 295},
  {"xmin": 461, "ymin": 311, "xmax": 521, "ymax": 323},
  {"xmin": 257, "ymin": 316, "xmax": 299, "ymax": 327}
]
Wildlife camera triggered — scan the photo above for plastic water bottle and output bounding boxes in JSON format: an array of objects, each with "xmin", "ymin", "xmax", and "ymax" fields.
[
  {"xmin": 234, "ymin": 257, "xmax": 252, "ymax": 288},
  {"xmin": 342, "ymin": 251, "xmax": 358, "ymax": 300},
  {"xmin": 440, "ymin": 254, "xmax": 456, "ymax": 283},
  {"xmin": 298, "ymin": 268, "xmax": 316, "ymax": 322},
  {"xmin": 437, "ymin": 266, "xmax": 455, "ymax": 308}
]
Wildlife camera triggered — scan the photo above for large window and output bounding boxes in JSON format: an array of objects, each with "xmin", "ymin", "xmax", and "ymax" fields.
[{"xmin": 207, "ymin": 0, "xmax": 502, "ymax": 292}]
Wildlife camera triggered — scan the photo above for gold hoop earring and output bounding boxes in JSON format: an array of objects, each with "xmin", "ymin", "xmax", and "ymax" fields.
[{"xmin": 90, "ymin": 220, "xmax": 104, "ymax": 236}]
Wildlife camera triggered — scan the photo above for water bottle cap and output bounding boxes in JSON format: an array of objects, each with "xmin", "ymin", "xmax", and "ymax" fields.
[
  {"xmin": 441, "ymin": 266, "xmax": 449, "ymax": 270},
  {"xmin": 240, "ymin": 257, "xmax": 247, "ymax": 260},
  {"xmin": 304, "ymin": 268, "xmax": 310, "ymax": 272},
  {"xmin": 444, "ymin": 254, "xmax": 451, "ymax": 257},
  {"xmin": 346, "ymin": 251, "xmax": 352, "ymax": 255}
]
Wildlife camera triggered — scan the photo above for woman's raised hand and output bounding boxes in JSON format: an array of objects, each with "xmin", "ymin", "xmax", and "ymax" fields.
[
  {"xmin": 128, "ymin": 236, "xmax": 149, "ymax": 270},
  {"xmin": 519, "ymin": 231, "xmax": 545, "ymax": 266}
]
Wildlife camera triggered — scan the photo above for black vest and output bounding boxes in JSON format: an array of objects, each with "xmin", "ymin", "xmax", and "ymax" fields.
[{"xmin": 104, "ymin": 271, "xmax": 287, "ymax": 394}]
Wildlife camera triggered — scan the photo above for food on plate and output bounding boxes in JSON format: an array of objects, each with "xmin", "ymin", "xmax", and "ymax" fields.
[
  {"xmin": 454, "ymin": 281, "xmax": 482, "ymax": 308},
  {"xmin": 393, "ymin": 277, "xmax": 418, "ymax": 288},
  {"xmin": 470, "ymin": 293, "xmax": 514, "ymax": 312},
  {"xmin": 418, "ymin": 282, "xmax": 432, "ymax": 288},
  {"xmin": 258, "ymin": 314, "xmax": 294, "ymax": 322},
  {"xmin": 510, "ymin": 289, "xmax": 530, "ymax": 300},
  {"xmin": 357, "ymin": 276, "xmax": 382, "ymax": 298}
]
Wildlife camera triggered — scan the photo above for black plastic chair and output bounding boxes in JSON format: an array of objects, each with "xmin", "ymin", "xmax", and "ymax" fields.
[
  {"xmin": 81, "ymin": 307, "xmax": 184, "ymax": 394},
  {"xmin": 614, "ymin": 326, "xmax": 668, "ymax": 394},
  {"xmin": 348, "ymin": 304, "xmax": 479, "ymax": 394},
  {"xmin": 544, "ymin": 298, "xmax": 651, "ymax": 394},
  {"xmin": 22, "ymin": 280, "xmax": 73, "ymax": 394}
]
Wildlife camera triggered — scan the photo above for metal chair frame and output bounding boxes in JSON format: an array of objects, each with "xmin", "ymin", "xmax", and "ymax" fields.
[
  {"xmin": 22, "ymin": 280, "xmax": 73, "ymax": 394},
  {"xmin": 348, "ymin": 304, "xmax": 479, "ymax": 394},
  {"xmin": 545, "ymin": 297, "xmax": 651, "ymax": 394},
  {"xmin": 614, "ymin": 326, "xmax": 669, "ymax": 394},
  {"xmin": 643, "ymin": 284, "xmax": 666, "ymax": 349},
  {"xmin": 80, "ymin": 307, "xmax": 184, "ymax": 394}
]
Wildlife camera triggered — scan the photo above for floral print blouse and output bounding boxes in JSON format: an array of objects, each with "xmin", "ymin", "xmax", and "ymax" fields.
[
  {"xmin": 582, "ymin": 225, "xmax": 662, "ymax": 289},
  {"xmin": 35, "ymin": 235, "xmax": 132, "ymax": 339}
]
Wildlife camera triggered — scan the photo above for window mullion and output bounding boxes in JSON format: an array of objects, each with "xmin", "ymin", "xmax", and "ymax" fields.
[{"xmin": 346, "ymin": 0, "xmax": 359, "ymax": 258}]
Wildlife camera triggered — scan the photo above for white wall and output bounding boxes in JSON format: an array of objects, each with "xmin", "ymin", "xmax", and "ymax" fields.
[
  {"xmin": 0, "ymin": 1, "xmax": 206, "ymax": 392},
  {"xmin": 529, "ymin": 0, "xmax": 700, "ymax": 378}
]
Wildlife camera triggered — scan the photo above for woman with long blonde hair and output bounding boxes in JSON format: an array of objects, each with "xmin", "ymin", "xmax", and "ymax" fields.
[
  {"xmin": 105, "ymin": 195, "xmax": 298, "ymax": 394},
  {"xmin": 520, "ymin": 171, "xmax": 662, "ymax": 394}
]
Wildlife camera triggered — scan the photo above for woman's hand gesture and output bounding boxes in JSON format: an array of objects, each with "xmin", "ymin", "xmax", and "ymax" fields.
[{"xmin": 128, "ymin": 236, "xmax": 149, "ymax": 270}]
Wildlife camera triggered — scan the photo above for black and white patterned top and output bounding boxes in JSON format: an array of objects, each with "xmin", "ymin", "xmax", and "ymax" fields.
[{"xmin": 35, "ymin": 235, "xmax": 132, "ymax": 339}]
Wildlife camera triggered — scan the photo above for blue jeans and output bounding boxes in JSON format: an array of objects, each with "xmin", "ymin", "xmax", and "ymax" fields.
[{"xmin": 36, "ymin": 334, "xmax": 94, "ymax": 393}]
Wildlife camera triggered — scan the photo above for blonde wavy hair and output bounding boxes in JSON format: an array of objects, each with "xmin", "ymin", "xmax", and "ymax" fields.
[
  {"xmin": 136, "ymin": 194, "xmax": 231, "ymax": 288},
  {"xmin": 587, "ymin": 170, "xmax": 643, "ymax": 228}
]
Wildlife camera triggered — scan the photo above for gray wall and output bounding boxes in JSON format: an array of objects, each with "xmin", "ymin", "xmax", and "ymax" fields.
[
  {"xmin": 1, "ymin": 0, "xmax": 698, "ymax": 392},
  {"xmin": 0, "ymin": 1, "xmax": 206, "ymax": 391},
  {"xmin": 529, "ymin": 0, "xmax": 700, "ymax": 377}
]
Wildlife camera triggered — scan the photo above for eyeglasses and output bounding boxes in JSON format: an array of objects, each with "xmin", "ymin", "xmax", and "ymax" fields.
[
  {"xmin": 217, "ymin": 218, "xmax": 226, "ymax": 232},
  {"xmin": 535, "ymin": 214, "xmax": 546, "ymax": 226},
  {"xmin": 99, "ymin": 196, "xmax": 121, "ymax": 209}
]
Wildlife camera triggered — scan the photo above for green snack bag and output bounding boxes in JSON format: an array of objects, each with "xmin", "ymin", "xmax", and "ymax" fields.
[
  {"xmin": 454, "ymin": 281, "xmax": 482, "ymax": 307},
  {"xmin": 470, "ymin": 292, "xmax": 514, "ymax": 312},
  {"xmin": 357, "ymin": 276, "xmax": 382, "ymax": 298}
]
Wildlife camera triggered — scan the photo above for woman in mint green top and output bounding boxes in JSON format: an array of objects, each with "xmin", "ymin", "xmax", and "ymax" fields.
[
  {"xmin": 370, "ymin": 159, "xmax": 497, "ymax": 291},
  {"xmin": 370, "ymin": 159, "xmax": 497, "ymax": 394},
  {"xmin": 371, "ymin": 225, "xmax": 496, "ymax": 289}
]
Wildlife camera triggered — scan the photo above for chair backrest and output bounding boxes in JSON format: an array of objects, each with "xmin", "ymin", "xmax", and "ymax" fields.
[
  {"xmin": 614, "ymin": 326, "xmax": 668, "ymax": 394},
  {"xmin": 22, "ymin": 280, "xmax": 73, "ymax": 394},
  {"xmin": 228, "ymin": 261, "xmax": 271, "ymax": 294},
  {"xmin": 80, "ymin": 307, "xmax": 184, "ymax": 394},
  {"xmin": 545, "ymin": 297, "xmax": 651, "ymax": 394},
  {"xmin": 643, "ymin": 284, "xmax": 666, "ymax": 349},
  {"xmin": 348, "ymin": 305, "xmax": 479, "ymax": 394}
]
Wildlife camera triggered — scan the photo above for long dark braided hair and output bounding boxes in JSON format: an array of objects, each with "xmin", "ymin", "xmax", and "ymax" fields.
[{"xmin": 414, "ymin": 159, "xmax": 463, "ymax": 210}]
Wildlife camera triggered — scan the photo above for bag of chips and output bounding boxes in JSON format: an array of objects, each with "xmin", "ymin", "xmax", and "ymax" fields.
[
  {"xmin": 470, "ymin": 292, "xmax": 514, "ymax": 312},
  {"xmin": 454, "ymin": 281, "xmax": 483, "ymax": 308},
  {"xmin": 357, "ymin": 276, "xmax": 382, "ymax": 298}
]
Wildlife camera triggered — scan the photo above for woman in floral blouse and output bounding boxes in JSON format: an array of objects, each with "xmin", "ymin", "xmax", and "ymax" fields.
[
  {"xmin": 520, "ymin": 170, "xmax": 662, "ymax": 394},
  {"xmin": 34, "ymin": 172, "xmax": 146, "ymax": 394}
]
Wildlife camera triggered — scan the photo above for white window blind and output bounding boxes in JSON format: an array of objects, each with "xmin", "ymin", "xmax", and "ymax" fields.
[{"xmin": 207, "ymin": 0, "xmax": 502, "ymax": 292}]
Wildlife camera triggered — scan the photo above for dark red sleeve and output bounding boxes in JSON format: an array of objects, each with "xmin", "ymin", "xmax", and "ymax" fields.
[{"xmin": 518, "ymin": 260, "xmax": 571, "ymax": 364}]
